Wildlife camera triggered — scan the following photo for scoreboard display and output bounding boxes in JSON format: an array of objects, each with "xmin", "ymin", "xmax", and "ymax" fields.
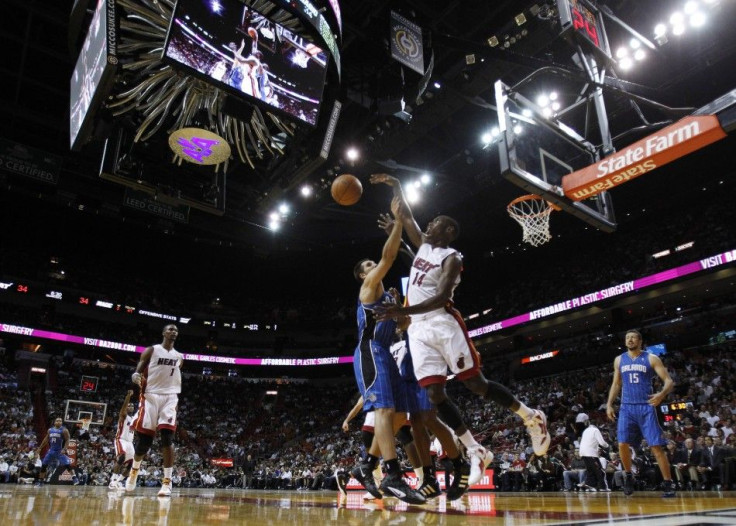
[{"xmin": 658, "ymin": 401, "xmax": 693, "ymax": 423}]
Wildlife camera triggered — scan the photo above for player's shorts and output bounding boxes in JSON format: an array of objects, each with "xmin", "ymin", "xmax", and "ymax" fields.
[
  {"xmin": 362, "ymin": 410, "xmax": 376, "ymax": 432},
  {"xmin": 134, "ymin": 392, "xmax": 178, "ymax": 436},
  {"xmin": 354, "ymin": 340, "xmax": 408, "ymax": 413},
  {"xmin": 42, "ymin": 449, "xmax": 71, "ymax": 467},
  {"xmin": 617, "ymin": 404, "xmax": 666, "ymax": 447},
  {"xmin": 408, "ymin": 307, "xmax": 481, "ymax": 387},
  {"xmin": 405, "ymin": 379, "xmax": 434, "ymax": 414},
  {"xmin": 115, "ymin": 438, "xmax": 135, "ymax": 462}
]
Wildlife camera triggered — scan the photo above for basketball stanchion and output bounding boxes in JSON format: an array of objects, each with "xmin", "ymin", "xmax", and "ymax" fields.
[{"xmin": 507, "ymin": 194, "xmax": 560, "ymax": 247}]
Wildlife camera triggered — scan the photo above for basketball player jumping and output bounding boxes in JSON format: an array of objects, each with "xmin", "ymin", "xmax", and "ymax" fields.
[
  {"xmin": 108, "ymin": 390, "xmax": 137, "ymax": 489},
  {"xmin": 125, "ymin": 324, "xmax": 184, "ymax": 497},
  {"xmin": 371, "ymin": 173, "xmax": 551, "ymax": 492},
  {"xmin": 606, "ymin": 329, "xmax": 676, "ymax": 497},
  {"xmin": 348, "ymin": 196, "xmax": 425, "ymax": 504}
]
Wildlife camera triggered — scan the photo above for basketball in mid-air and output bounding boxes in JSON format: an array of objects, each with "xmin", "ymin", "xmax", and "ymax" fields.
[
  {"xmin": 331, "ymin": 174, "xmax": 363, "ymax": 206},
  {"xmin": 248, "ymin": 27, "xmax": 258, "ymax": 40}
]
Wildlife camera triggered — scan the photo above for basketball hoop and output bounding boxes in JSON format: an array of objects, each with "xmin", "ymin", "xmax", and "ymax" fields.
[
  {"xmin": 80, "ymin": 418, "xmax": 91, "ymax": 432},
  {"xmin": 507, "ymin": 194, "xmax": 559, "ymax": 247}
]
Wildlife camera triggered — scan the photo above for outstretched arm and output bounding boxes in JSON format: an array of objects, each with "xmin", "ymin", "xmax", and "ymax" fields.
[
  {"xmin": 375, "ymin": 253, "xmax": 462, "ymax": 320},
  {"xmin": 370, "ymin": 173, "xmax": 423, "ymax": 248},
  {"xmin": 360, "ymin": 197, "xmax": 403, "ymax": 302}
]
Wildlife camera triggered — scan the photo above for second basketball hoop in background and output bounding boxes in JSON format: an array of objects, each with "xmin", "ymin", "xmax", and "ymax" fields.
[
  {"xmin": 508, "ymin": 194, "xmax": 559, "ymax": 247},
  {"xmin": 331, "ymin": 174, "xmax": 363, "ymax": 206}
]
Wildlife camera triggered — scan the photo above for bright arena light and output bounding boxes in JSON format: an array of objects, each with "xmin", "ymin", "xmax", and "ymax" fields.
[
  {"xmin": 413, "ymin": 180, "xmax": 422, "ymax": 188},
  {"xmin": 536, "ymin": 94, "xmax": 549, "ymax": 107},
  {"xmin": 551, "ymin": 101, "xmax": 561, "ymax": 111},
  {"xmin": 346, "ymin": 147, "xmax": 359, "ymax": 161},
  {"xmin": 683, "ymin": 1, "xmax": 699, "ymax": 14},
  {"xmin": 433, "ymin": 81, "xmax": 441, "ymax": 89},
  {"xmin": 542, "ymin": 107, "xmax": 553, "ymax": 118},
  {"xmin": 420, "ymin": 173, "xmax": 431, "ymax": 185},
  {"xmin": 619, "ymin": 57, "xmax": 634, "ymax": 70},
  {"xmin": 616, "ymin": 47, "xmax": 628, "ymax": 59},
  {"xmin": 481, "ymin": 132, "xmax": 493, "ymax": 144},
  {"xmin": 690, "ymin": 11, "xmax": 706, "ymax": 27},
  {"xmin": 300, "ymin": 185, "xmax": 312, "ymax": 197},
  {"xmin": 513, "ymin": 124, "xmax": 523, "ymax": 134},
  {"xmin": 670, "ymin": 12, "xmax": 684, "ymax": 25},
  {"xmin": 269, "ymin": 212, "xmax": 280, "ymax": 222},
  {"xmin": 522, "ymin": 108, "xmax": 533, "ymax": 117},
  {"xmin": 548, "ymin": 91, "xmax": 558, "ymax": 101},
  {"xmin": 672, "ymin": 24, "xmax": 686, "ymax": 36},
  {"xmin": 268, "ymin": 220, "xmax": 280, "ymax": 231},
  {"xmin": 634, "ymin": 49, "xmax": 646, "ymax": 61},
  {"xmin": 629, "ymin": 38, "xmax": 641, "ymax": 49},
  {"xmin": 405, "ymin": 185, "xmax": 420, "ymax": 204},
  {"xmin": 278, "ymin": 203, "xmax": 289, "ymax": 215},
  {"xmin": 654, "ymin": 23, "xmax": 667, "ymax": 37}
]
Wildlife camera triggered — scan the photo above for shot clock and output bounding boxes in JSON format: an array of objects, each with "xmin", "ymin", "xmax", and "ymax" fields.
[
  {"xmin": 557, "ymin": 0, "xmax": 612, "ymax": 63},
  {"xmin": 80, "ymin": 375, "xmax": 99, "ymax": 393}
]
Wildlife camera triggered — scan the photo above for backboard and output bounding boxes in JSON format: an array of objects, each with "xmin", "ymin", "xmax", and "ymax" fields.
[{"xmin": 495, "ymin": 80, "xmax": 616, "ymax": 232}]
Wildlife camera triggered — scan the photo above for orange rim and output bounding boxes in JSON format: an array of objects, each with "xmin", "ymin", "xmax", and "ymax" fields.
[{"xmin": 507, "ymin": 194, "xmax": 561, "ymax": 215}]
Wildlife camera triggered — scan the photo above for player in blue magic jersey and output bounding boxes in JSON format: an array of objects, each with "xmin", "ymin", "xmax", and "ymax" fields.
[
  {"xmin": 347, "ymin": 196, "xmax": 424, "ymax": 505},
  {"xmin": 606, "ymin": 329, "xmax": 675, "ymax": 497},
  {"xmin": 36, "ymin": 417, "xmax": 78, "ymax": 485}
]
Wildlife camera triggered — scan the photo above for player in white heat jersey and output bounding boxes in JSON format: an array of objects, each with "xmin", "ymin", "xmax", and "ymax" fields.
[
  {"xmin": 371, "ymin": 173, "xmax": 551, "ymax": 492},
  {"xmin": 125, "ymin": 324, "xmax": 183, "ymax": 496},
  {"xmin": 109, "ymin": 390, "xmax": 137, "ymax": 489}
]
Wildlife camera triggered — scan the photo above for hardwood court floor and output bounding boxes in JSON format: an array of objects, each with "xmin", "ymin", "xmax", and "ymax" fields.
[{"xmin": 2, "ymin": 485, "xmax": 736, "ymax": 525}]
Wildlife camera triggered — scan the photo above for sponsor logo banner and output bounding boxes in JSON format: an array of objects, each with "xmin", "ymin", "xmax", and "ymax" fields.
[
  {"xmin": 123, "ymin": 189, "xmax": 189, "ymax": 224},
  {"xmin": 562, "ymin": 115, "xmax": 726, "ymax": 200},
  {"xmin": 0, "ymin": 138, "xmax": 61, "ymax": 185},
  {"xmin": 390, "ymin": 11, "xmax": 424, "ymax": 75},
  {"xmin": 211, "ymin": 458, "xmax": 234, "ymax": 467}
]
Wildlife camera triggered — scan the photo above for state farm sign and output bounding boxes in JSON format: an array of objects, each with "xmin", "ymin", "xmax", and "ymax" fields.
[{"xmin": 562, "ymin": 115, "xmax": 726, "ymax": 201}]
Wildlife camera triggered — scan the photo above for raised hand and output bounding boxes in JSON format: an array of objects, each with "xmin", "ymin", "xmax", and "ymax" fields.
[{"xmin": 370, "ymin": 173, "xmax": 399, "ymax": 186}]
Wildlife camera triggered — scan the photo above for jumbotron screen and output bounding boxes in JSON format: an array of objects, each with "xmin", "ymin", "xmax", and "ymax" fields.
[
  {"xmin": 70, "ymin": 0, "xmax": 110, "ymax": 149},
  {"xmin": 164, "ymin": 0, "xmax": 328, "ymax": 126}
]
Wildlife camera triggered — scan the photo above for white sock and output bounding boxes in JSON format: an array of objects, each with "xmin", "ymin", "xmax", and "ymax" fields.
[
  {"xmin": 515, "ymin": 403, "xmax": 535, "ymax": 422},
  {"xmin": 132, "ymin": 460, "xmax": 142, "ymax": 471},
  {"xmin": 163, "ymin": 467, "xmax": 173, "ymax": 480},
  {"xmin": 457, "ymin": 430, "xmax": 480, "ymax": 449}
]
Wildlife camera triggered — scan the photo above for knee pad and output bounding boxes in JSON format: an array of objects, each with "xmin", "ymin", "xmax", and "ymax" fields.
[
  {"xmin": 396, "ymin": 425, "xmax": 414, "ymax": 446},
  {"xmin": 160, "ymin": 429, "xmax": 174, "ymax": 447},
  {"xmin": 361, "ymin": 430, "xmax": 374, "ymax": 451},
  {"xmin": 134, "ymin": 433, "xmax": 154, "ymax": 456}
]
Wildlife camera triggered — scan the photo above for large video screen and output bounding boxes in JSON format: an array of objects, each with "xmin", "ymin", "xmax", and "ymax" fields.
[
  {"xmin": 164, "ymin": 0, "xmax": 328, "ymax": 126},
  {"xmin": 70, "ymin": 0, "xmax": 112, "ymax": 150}
]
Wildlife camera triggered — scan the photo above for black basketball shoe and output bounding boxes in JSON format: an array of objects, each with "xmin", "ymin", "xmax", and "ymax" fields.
[
  {"xmin": 446, "ymin": 459, "xmax": 471, "ymax": 501},
  {"xmin": 350, "ymin": 463, "xmax": 382, "ymax": 500},
  {"xmin": 379, "ymin": 473, "xmax": 426, "ymax": 505}
]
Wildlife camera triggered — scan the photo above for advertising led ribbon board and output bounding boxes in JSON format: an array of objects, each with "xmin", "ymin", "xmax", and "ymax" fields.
[
  {"xmin": 469, "ymin": 247, "xmax": 736, "ymax": 338},
  {"xmin": 0, "ymin": 323, "xmax": 352, "ymax": 367}
]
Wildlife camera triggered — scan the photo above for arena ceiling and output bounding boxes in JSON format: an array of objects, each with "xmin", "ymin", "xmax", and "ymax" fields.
[{"xmin": 2, "ymin": 0, "xmax": 736, "ymax": 276}]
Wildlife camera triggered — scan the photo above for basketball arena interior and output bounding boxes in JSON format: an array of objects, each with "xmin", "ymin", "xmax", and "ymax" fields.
[{"xmin": 1, "ymin": 0, "xmax": 736, "ymax": 524}]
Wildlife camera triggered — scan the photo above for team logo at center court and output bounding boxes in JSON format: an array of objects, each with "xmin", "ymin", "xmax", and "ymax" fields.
[{"xmin": 456, "ymin": 357, "xmax": 465, "ymax": 370}]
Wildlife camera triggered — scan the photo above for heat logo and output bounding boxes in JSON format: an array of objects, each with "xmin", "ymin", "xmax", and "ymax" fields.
[{"xmin": 177, "ymin": 137, "xmax": 220, "ymax": 163}]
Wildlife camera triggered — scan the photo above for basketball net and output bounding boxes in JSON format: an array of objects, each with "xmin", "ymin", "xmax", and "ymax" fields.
[
  {"xmin": 507, "ymin": 194, "xmax": 557, "ymax": 247},
  {"xmin": 80, "ymin": 418, "xmax": 91, "ymax": 432}
]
